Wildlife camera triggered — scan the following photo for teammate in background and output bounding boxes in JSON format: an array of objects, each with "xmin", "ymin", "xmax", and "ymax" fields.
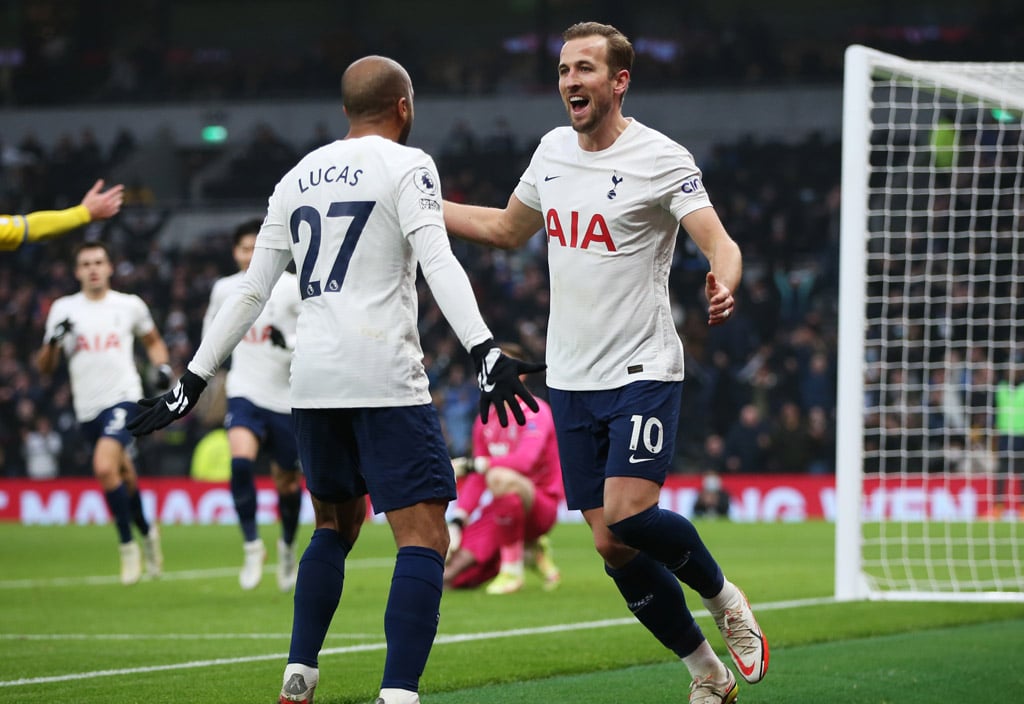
[
  {"xmin": 36, "ymin": 241, "xmax": 168, "ymax": 585},
  {"xmin": 1, "ymin": 179, "xmax": 124, "ymax": 251},
  {"xmin": 442, "ymin": 22, "xmax": 768, "ymax": 704},
  {"xmin": 126, "ymin": 55, "xmax": 542, "ymax": 704},
  {"xmin": 445, "ymin": 344, "xmax": 564, "ymax": 594},
  {"xmin": 204, "ymin": 218, "xmax": 304, "ymax": 591}
]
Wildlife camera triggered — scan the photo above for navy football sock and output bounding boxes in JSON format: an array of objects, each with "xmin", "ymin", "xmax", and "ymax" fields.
[
  {"xmin": 606, "ymin": 552, "xmax": 705, "ymax": 658},
  {"xmin": 381, "ymin": 546, "xmax": 445, "ymax": 692},
  {"xmin": 608, "ymin": 505, "xmax": 724, "ymax": 598},
  {"xmin": 230, "ymin": 458, "xmax": 259, "ymax": 542},
  {"xmin": 128, "ymin": 488, "xmax": 150, "ymax": 535},
  {"xmin": 287, "ymin": 528, "xmax": 350, "ymax": 667},
  {"xmin": 104, "ymin": 484, "xmax": 133, "ymax": 543},
  {"xmin": 278, "ymin": 488, "xmax": 301, "ymax": 545}
]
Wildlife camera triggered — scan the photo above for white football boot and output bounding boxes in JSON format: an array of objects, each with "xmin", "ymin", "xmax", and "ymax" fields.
[{"xmin": 239, "ymin": 538, "xmax": 266, "ymax": 590}]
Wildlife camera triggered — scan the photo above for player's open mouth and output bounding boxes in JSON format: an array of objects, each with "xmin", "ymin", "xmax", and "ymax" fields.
[{"xmin": 568, "ymin": 95, "xmax": 589, "ymax": 115}]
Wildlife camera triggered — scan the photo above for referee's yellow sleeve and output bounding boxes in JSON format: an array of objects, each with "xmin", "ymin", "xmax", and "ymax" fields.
[{"xmin": 0, "ymin": 205, "xmax": 91, "ymax": 251}]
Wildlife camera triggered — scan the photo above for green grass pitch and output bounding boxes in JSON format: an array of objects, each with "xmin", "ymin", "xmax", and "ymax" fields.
[{"xmin": 1, "ymin": 520, "xmax": 1021, "ymax": 703}]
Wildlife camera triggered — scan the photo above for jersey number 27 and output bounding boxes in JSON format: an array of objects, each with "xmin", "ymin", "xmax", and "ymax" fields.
[{"xmin": 289, "ymin": 201, "xmax": 375, "ymax": 299}]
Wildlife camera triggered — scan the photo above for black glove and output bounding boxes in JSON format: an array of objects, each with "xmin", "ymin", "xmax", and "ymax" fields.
[
  {"xmin": 153, "ymin": 363, "xmax": 173, "ymax": 391},
  {"xmin": 470, "ymin": 339, "xmax": 545, "ymax": 427},
  {"xmin": 268, "ymin": 325, "xmax": 288, "ymax": 349},
  {"xmin": 127, "ymin": 370, "xmax": 208, "ymax": 436},
  {"xmin": 48, "ymin": 318, "xmax": 74, "ymax": 346}
]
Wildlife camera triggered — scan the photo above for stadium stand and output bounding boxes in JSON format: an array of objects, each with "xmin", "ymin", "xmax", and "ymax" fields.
[{"xmin": 2, "ymin": 0, "xmax": 1018, "ymax": 480}]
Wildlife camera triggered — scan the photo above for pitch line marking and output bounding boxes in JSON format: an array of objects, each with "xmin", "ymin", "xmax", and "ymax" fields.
[
  {"xmin": 0, "ymin": 557, "xmax": 396, "ymax": 590},
  {"xmin": 0, "ymin": 633, "xmax": 380, "ymax": 641},
  {"xmin": 0, "ymin": 596, "xmax": 836, "ymax": 688}
]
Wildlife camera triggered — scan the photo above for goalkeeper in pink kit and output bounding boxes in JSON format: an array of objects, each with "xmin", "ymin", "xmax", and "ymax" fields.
[{"xmin": 445, "ymin": 346, "xmax": 564, "ymax": 594}]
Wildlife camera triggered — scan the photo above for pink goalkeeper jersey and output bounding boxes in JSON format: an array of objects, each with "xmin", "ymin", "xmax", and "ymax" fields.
[{"xmin": 457, "ymin": 397, "xmax": 563, "ymax": 514}]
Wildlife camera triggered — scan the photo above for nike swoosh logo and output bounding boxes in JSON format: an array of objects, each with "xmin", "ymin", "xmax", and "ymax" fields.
[
  {"xmin": 544, "ymin": 175, "xmax": 561, "ymax": 181},
  {"xmin": 628, "ymin": 455, "xmax": 654, "ymax": 464},
  {"xmin": 728, "ymin": 642, "xmax": 759, "ymax": 678}
]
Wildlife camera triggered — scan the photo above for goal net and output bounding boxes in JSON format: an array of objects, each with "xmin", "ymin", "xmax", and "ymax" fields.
[{"xmin": 835, "ymin": 45, "xmax": 1024, "ymax": 602}]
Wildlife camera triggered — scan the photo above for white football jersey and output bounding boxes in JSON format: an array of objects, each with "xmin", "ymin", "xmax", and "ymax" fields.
[
  {"xmin": 256, "ymin": 135, "xmax": 469, "ymax": 407},
  {"xmin": 514, "ymin": 119, "xmax": 714, "ymax": 390},
  {"xmin": 204, "ymin": 270, "xmax": 299, "ymax": 414},
  {"xmin": 43, "ymin": 290, "xmax": 154, "ymax": 422}
]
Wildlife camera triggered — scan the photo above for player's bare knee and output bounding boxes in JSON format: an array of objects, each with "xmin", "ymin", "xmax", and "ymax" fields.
[
  {"xmin": 272, "ymin": 468, "xmax": 301, "ymax": 494},
  {"xmin": 92, "ymin": 461, "xmax": 121, "ymax": 488},
  {"xmin": 592, "ymin": 530, "xmax": 634, "ymax": 565}
]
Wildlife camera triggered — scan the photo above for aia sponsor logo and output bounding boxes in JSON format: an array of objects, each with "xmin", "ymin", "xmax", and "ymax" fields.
[
  {"xmin": 243, "ymin": 325, "xmax": 276, "ymax": 344},
  {"xmin": 74, "ymin": 334, "xmax": 121, "ymax": 352},
  {"xmin": 545, "ymin": 209, "xmax": 616, "ymax": 251}
]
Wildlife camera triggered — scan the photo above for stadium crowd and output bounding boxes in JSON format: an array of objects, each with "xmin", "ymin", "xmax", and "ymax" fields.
[
  {"xmin": 2, "ymin": 1, "xmax": 1020, "ymax": 106},
  {"xmin": 1, "ymin": 120, "xmax": 845, "ymax": 479},
  {"xmin": 3, "ymin": 0, "xmax": 1018, "ymax": 481}
]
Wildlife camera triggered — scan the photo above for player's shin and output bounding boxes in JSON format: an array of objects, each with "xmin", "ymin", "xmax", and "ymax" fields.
[
  {"xmin": 381, "ymin": 547, "xmax": 444, "ymax": 692},
  {"xmin": 287, "ymin": 528, "xmax": 350, "ymax": 667},
  {"xmin": 605, "ymin": 552, "xmax": 706, "ymax": 657},
  {"xmin": 608, "ymin": 505, "xmax": 724, "ymax": 598}
]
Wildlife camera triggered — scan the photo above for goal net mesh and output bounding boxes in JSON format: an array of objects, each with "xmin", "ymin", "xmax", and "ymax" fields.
[{"xmin": 839, "ymin": 46, "xmax": 1024, "ymax": 600}]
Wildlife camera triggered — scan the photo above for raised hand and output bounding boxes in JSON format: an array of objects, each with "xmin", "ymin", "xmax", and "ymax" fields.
[
  {"xmin": 80, "ymin": 179, "xmax": 125, "ymax": 222},
  {"xmin": 471, "ymin": 340, "xmax": 546, "ymax": 427}
]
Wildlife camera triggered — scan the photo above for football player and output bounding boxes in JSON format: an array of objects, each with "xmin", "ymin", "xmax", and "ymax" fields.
[
  {"xmin": 203, "ymin": 218, "xmax": 303, "ymax": 591},
  {"xmin": 441, "ymin": 21, "xmax": 768, "ymax": 704},
  {"xmin": 37, "ymin": 241, "xmax": 169, "ymax": 585}
]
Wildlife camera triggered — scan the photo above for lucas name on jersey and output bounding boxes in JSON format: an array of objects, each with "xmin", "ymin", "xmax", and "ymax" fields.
[{"xmin": 297, "ymin": 164, "xmax": 362, "ymax": 193}]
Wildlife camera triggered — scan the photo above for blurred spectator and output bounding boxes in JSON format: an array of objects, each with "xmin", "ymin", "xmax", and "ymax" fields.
[
  {"xmin": 23, "ymin": 414, "xmax": 61, "ymax": 480},
  {"xmin": 692, "ymin": 471, "xmax": 731, "ymax": 519},
  {"xmin": 439, "ymin": 363, "xmax": 478, "ymax": 458},
  {"xmin": 723, "ymin": 404, "xmax": 771, "ymax": 474},
  {"xmin": 767, "ymin": 402, "xmax": 814, "ymax": 473}
]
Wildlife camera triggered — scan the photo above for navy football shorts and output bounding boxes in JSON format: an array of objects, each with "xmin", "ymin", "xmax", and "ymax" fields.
[
  {"xmin": 225, "ymin": 397, "xmax": 299, "ymax": 471},
  {"xmin": 549, "ymin": 380, "xmax": 683, "ymax": 512},
  {"xmin": 80, "ymin": 401, "xmax": 139, "ymax": 448},
  {"xmin": 291, "ymin": 404, "xmax": 456, "ymax": 513}
]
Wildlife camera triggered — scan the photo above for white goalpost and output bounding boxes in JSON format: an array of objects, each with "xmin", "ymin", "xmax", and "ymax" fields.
[{"xmin": 836, "ymin": 45, "xmax": 1024, "ymax": 602}]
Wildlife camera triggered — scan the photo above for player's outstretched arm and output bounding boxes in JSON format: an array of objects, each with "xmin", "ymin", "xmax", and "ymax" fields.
[
  {"xmin": 443, "ymin": 194, "xmax": 543, "ymax": 250},
  {"xmin": 471, "ymin": 339, "xmax": 546, "ymax": 427}
]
